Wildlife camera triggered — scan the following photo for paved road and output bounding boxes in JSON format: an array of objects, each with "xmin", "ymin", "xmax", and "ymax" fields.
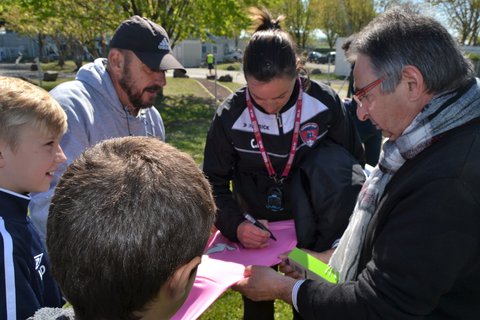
[
  {"xmin": 180, "ymin": 61, "xmax": 334, "ymax": 85},
  {"xmin": 0, "ymin": 62, "xmax": 334, "ymax": 85},
  {"xmin": 0, "ymin": 62, "xmax": 240, "ymax": 102},
  {"xmin": 185, "ymin": 63, "xmax": 338, "ymax": 102},
  {"xmin": 195, "ymin": 78, "xmax": 233, "ymax": 101},
  {"xmin": 0, "ymin": 62, "xmax": 344, "ymax": 98},
  {"xmin": 179, "ymin": 67, "xmax": 246, "ymax": 84},
  {"xmin": 0, "ymin": 62, "xmax": 245, "ymax": 83}
]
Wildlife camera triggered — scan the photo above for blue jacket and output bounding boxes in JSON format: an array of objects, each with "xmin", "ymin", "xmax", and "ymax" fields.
[{"xmin": 0, "ymin": 189, "xmax": 62, "ymax": 320}]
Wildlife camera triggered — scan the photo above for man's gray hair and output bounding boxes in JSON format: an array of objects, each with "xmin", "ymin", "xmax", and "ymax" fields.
[{"xmin": 351, "ymin": 8, "xmax": 474, "ymax": 94}]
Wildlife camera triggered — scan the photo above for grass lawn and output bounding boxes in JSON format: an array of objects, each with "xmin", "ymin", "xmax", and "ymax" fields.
[
  {"xmin": 216, "ymin": 62, "xmax": 242, "ymax": 71},
  {"xmin": 217, "ymin": 81, "xmax": 243, "ymax": 93},
  {"xmin": 157, "ymin": 77, "xmax": 215, "ymax": 165},
  {"xmin": 41, "ymin": 60, "xmax": 80, "ymax": 72},
  {"xmin": 39, "ymin": 78, "xmax": 72, "ymax": 91}
]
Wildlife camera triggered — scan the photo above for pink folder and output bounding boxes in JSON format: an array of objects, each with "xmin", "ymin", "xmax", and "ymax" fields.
[{"xmin": 172, "ymin": 220, "xmax": 297, "ymax": 320}]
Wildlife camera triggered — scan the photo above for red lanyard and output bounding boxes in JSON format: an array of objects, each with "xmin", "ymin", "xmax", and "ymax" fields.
[{"xmin": 246, "ymin": 78, "xmax": 303, "ymax": 182}]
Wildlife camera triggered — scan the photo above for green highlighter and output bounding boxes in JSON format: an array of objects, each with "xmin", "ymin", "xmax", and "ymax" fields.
[{"xmin": 287, "ymin": 247, "xmax": 338, "ymax": 284}]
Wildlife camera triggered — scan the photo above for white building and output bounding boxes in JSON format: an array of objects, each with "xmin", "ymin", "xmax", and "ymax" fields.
[
  {"xmin": 1, "ymin": 28, "xmax": 245, "ymax": 67},
  {"xmin": 173, "ymin": 35, "xmax": 245, "ymax": 68},
  {"xmin": 0, "ymin": 30, "xmax": 36, "ymax": 62},
  {"xmin": 172, "ymin": 39, "xmax": 203, "ymax": 68},
  {"xmin": 334, "ymin": 37, "xmax": 351, "ymax": 77}
]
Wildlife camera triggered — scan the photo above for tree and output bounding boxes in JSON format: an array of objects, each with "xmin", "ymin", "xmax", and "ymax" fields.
[
  {"xmin": 427, "ymin": 0, "xmax": 480, "ymax": 45},
  {"xmin": 314, "ymin": 0, "xmax": 376, "ymax": 49},
  {"xmin": 0, "ymin": 0, "xmax": 57, "ymax": 62},
  {"xmin": 0, "ymin": 0, "xmax": 122, "ymax": 67},
  {"xmin": 344, "ymin": 0, "xmax": 376, "ymax": 35},
  {"xmin": 315, "ymin": 0, "xmax": 347, "ymax": 48},
  {"xmin": 75, "ymin": 0, "xmax": 254, "ymax": 48},
  {"xmin": 0, "ymin": 0, "xmax": 258, "ymax": 66},
  {"xmin": 267, "ymin": 0, "xmax": 321, "ymax": 50}
]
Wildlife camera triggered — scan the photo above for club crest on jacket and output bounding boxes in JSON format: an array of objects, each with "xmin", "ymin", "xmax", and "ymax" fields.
[{"xmin": 300, "ymin": 122, "xmax": 319, "ymax": 147}]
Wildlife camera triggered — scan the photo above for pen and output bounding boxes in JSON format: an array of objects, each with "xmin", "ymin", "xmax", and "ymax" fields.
[{"xmin": 244, "ymin": 213, "xmax": 277, "ymax": 241}]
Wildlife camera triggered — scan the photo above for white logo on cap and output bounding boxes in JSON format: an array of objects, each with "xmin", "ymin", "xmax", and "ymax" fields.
[{"xmin": 158, "ymin": 38, "xmax": 170, "ymax": 51}]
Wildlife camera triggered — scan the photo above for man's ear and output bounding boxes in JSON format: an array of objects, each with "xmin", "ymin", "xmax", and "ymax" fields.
[
  {"xmin": 401, "ymin": 65, "xmax": 426, "ymax": 101},
  {"xmin": 108, "ymin": 49, "xmax": 124, "ymax": 72},
  {"xmin": 167, "ymin": 256, "xmax": 201, "ymax": 300}
]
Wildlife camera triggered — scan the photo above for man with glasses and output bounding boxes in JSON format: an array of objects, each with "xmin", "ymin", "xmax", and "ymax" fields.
[
  {"xmin": 343, "ymin": 34, "xmax": 383, "ymax": 167},
  {"xmin": 352, "ymin": 77, "xmax": 384, "ymax": 107},
  {"xmin": 234, "ymin": 7, "xmax": 480, "ymax": 319}
]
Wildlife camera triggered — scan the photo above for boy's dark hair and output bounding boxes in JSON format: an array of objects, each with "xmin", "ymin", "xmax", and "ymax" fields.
[{"xmin": 47, "ymin": 136, "xmax": 216, "ymax": 320}]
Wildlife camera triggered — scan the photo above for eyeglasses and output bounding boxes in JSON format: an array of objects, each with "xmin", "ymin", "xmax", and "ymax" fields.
[{"xmin": 353, "ymin": 77, "xmax": 385, "ymax": 107}]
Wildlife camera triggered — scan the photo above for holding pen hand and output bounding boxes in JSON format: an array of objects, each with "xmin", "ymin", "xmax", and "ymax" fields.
[{"xmin": 237, "ymin": 214, "xmax": 272, "ymax": 249}]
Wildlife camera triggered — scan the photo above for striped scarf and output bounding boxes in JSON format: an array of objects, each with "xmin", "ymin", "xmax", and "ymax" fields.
[{"xmin": 330, "ymin": 78, "xmax": 480, "ymax": 282}]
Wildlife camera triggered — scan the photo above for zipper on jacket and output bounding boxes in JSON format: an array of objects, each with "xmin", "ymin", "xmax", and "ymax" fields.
[{"xmin": 276, "ymin": 113, "xmax": 283, "ymax": 132}]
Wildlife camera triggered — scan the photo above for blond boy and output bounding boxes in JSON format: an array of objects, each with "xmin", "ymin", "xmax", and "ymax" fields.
[{"xmin": 0, "ymin": 76, "xmax": 67, "ymax": 319}]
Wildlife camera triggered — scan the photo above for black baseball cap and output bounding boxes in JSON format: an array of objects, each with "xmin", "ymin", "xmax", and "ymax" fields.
[{"xmin": 109, "ymin": 16, "xmax": 185, "ymax": 72}]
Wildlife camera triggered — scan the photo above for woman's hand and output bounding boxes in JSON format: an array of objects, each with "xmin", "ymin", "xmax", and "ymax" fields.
[{"xmin": 237, "ymin": 220, "xmax": 271, "ymax": 248}]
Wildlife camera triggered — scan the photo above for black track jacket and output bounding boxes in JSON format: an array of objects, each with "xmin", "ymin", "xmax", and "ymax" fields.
[{"xmin": 203, "ymin": 78, "xmax": 364, "ymax": 242}]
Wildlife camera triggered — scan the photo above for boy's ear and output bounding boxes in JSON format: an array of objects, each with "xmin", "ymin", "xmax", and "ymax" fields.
[
  {"xmin": 138, "ymin": 256, "xmax": 202, "ymax": 320},
  {"xmin": 167, "ymin": 256, "xmax": 201, "ymax": 300}
]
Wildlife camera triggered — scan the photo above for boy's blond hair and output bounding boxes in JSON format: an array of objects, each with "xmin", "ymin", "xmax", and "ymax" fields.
[{"xmin": 0, "ymin": 76, "xmax": 67, "ymax": 151}]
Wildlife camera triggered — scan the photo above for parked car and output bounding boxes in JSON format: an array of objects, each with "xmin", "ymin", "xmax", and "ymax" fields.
[
  {"xmin": 317, "ymin": 51, "xmax": 336, "ymax": 64},
  {"xmin": 308, "ymin": 51, "xmax": 336, "ymax": 64},
  {"xmin": 223, "ymin": 49, "xmax": 243, "ymax": 62},
  {"xmin": 307, "ymin": 51, "xmax": 325, "ymax": 63},
  {"xmin": 326, "ymin": 51, "xmax": 336, "ymax": 63}
]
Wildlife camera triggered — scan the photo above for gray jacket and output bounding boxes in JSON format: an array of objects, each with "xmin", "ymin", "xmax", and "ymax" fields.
[{"xmin": 30, "ymin": 58, "xmax": 165, "ymax": 242}]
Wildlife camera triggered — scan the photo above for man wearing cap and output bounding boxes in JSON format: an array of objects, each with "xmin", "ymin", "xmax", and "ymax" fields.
[{"xmin": 30, "ymin": 16, "xmax": 185, "ymax": 243}]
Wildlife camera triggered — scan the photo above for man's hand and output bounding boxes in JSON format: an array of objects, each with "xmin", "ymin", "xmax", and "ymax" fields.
[
  {"xmin": 233, "ymin": 265, "xmax": 297, "ymax": 303},
  {"xmin": 237, "ymin": 220, "xmax": 270, "ymax": 248},
  {"xmin": 279, "ymin": 252, "xmax": 302, "ymax": 279}
]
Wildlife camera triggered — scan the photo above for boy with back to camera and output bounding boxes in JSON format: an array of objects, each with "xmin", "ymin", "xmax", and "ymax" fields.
[
  {"xmin": 0, "ymin": 76, "xmax": 66, "ymax": 319},
  {"xmin": 29, "ymin": 136, "xmax": 217, "ymax": 320}
]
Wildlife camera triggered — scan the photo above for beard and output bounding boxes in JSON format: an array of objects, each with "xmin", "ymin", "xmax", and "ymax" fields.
[{"xmin": 118, "ymin": 64, "xmax": 162, "ymax": 111}]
